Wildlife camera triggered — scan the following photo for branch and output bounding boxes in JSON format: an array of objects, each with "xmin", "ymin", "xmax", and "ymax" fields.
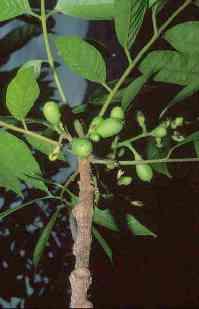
[
  {"xmin": 0, "ymin": 120, "xmax": 58, "ymax": 146},
  {"xmin": 99, "ymin": 0, "xmax": 192, "ymax": 117},
  {"xmin": 92, "ymin": 157, "xmax": 199, "ymax": 166}
]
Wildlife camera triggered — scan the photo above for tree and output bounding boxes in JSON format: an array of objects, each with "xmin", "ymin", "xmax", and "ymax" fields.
[{"xmin": 0, "ymin": 0, "xmax": 198, "ymax": 307}]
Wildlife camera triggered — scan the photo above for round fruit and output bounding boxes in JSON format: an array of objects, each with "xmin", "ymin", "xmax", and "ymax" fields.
[
  {"xmin": 118, "ymin": 176, "xmax": 132, "ymax": 186},
  {"xmin": 89, "ymin": 116, "xmax": 104, "ymax": 133},
  {"xmin": 136, "ymin": 164, "xmax": 153, "ymax": 183},
  {"xmin": 90, "ymin": 133, "xmax": 101, "ymax": 142},
  {"xmin": 96, "ymin": 118, "xmax": 123, "ymax": 138},
  {"xmin": 152, "ymin": 126, "xmax": 167, "ymax": 138},
  {"xmin": 110, "ymin": 106, "xmax": 125, "ymax": 120},
  {"xmin": 71, "ymin": 138, "xmax": 93, "ymax": 158},
  {"xmin": 43, "ymin": 101, "xmax": 61, "ymax": 125}
]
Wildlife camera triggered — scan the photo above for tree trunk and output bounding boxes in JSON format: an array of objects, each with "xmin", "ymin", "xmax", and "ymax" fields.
[{"xmin": 69, "ymin": 158, "xmax": 94, "ymax": 308}]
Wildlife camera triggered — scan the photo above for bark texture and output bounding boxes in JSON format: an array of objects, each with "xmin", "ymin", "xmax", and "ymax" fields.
[{"xmin": 69, "ymin": 158, "xmax": 94, "ymax": 308}]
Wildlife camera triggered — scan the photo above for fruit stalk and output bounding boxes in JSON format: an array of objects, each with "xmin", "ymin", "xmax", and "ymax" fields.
[{"xmin": 69, "ymin": 158, "xmax": 94, "ymax": 308}]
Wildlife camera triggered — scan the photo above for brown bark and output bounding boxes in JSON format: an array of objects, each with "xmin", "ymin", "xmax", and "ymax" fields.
[{"xmin": 69, "ymin": 158, "xmax": 94, "ymax": 308}]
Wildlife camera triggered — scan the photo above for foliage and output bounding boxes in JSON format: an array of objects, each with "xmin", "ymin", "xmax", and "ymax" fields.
[{"xmin": 0, "ymin": 0, "xmax": 198, "ymax": 306}]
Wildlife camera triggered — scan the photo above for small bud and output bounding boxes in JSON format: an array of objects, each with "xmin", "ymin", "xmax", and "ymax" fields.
[
  {"xmin": 136, "ymin": 111, "xmax": 146, "ymax": 132},
  {"xmin": 118, "ymin": 148, "xmax": 125, "ymax": 157},
  {"xmin": 117, "ymin": 169, "xmax": 124, "ymax": 180},
  {"xmin": 171, "ymin": 117, "xmax": 184, "ymax": 129},
  {"xmin": 172, "ymin": 131, "xmax": 185, "ymax": 142},
  {"xmin": 49, "ymin": 145, "xmax": 60, "ymax": 161},
  {"xmin": 155, "ymin": 137, "xmax": 163, "ymax": 148}
]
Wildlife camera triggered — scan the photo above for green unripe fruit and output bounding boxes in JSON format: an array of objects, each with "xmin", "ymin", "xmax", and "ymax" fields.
[
  {"xmin": 43, "ymin": 101, "xmax": 61, "ymax": 125},
  {"xmin": 136, "ymin": 164, "xmax": 153, "ymax": 183},
  {"xmin": 71, "ymin": 138, "xmax": 93, "ymax": 158},
  {"xmin": 89, "ymin": 116, "xmax": 104, "ymax": 133},
  {"xmin": 96, "ymin": 118, "xmax": 123, "ymax": 138},
  {"xmin": 118, "ymin": 176, "xmax": 132, "ymax": 186},
  {"xmin": 90, "ymin": 133, "xmax": 101, "ymax": 142},
  {"xmin": 152, "ymin": 126, "xmax": 167, "ymax": 138},
  {"xmin": 110, "ymin": 106, "xmax": 125, "ymax": 120}
]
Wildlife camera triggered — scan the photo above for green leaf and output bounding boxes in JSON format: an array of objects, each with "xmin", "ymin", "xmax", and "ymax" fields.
[
  {"xmin": 25, "ymin": 135, "xmax": 66, "ymax": 161},
  {"xmin": 194, "ymin": 140, "xmax": 199, "ymax": 157},
  {"xmin": 126, "ymin": 214, "xmax": 157, "ymax": 237},
  {"xmin": 147, "ymin": 138, "xmax": 171, "ymax": 177},
  {"xmin": 72, "ymin": 104, "xmax": 87, "ymax": 114},
  {"xmin": 92, "ymin": 226, "xmax": 112, "ymax": 262},
  {"xmin": 0, "ymin": 0, "xmax": 31, "ymax": 22},
  {"xmin": 0, "ymin": 131, "xmax": 47, "ymax": 195},
  {"xmin": 93, "ymin": 207, "xmax": 119, "ymax": 232},
  {"xmin": 148, "ymin": 0, "xmax": 159, "ymax": 7},
  {"xmin": 160, "ymin": 80, "xmax": 199, "ymax": 118},
  {"xmin": 0, "ymin": 196, "xmax": 53, "ymax": 221},
  {"xmin": 6, "ymin": 67, "xmax": 40, "ymax": 121},
  {"xmin": 139, "ymin": 50, "xmax": 199, "ymax": 86},
  {"xmin": 114, "ymin": 0, "xmax": 147, "ymax": 49},
  {"xmin": 33, "ymin": 207, "xmax": 61, "ymax": 267},
  {"xmin": 89, "ymin": 86, "xmax": 124, "ymax": 106},
  {"xmin": 55, "ymin": 36, "xmax": 106, "ymax": 83},
  {"xmin": 18, "ymin": 60, "xmax": 44, "ymax": 79},
  {"xmin": 55, "ymin": 0, "xmax": 115, "ymax": 20},
  {"xmin": 164, "ymin": 22, "xmax": 199, "ymax": 55},
  {"xmin": 194, "ymin": 0, "xmax": 199, "ymax": 7},
  {"xmin": 153, "ymin": 0, "xmax": 168, "ymax": 15},
  {"xmin": 139, "ymin": 50, "xmax": 178, "ymax": 77},
  {"xmin": 121, "ymin": 75, "xmax": 149, "ymax": 111}
]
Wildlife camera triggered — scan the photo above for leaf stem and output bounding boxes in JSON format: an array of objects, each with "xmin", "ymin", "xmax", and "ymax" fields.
[
  {"xmin": 0, "ymin": 195, "xmax": 64, "ymax": 220},
  {"xmin": 60, "ymin": 170, "xmax": 79, "ymax": 199},
  {"xmin": 124, "ymin": 47, "xmax": 133, "ymax": 65},
  {"xmin": 40, "ymin": 0, "xmax": 67, "ymax": 104},
  {"xmin": 152, "ymin": 5, "xmax": 158, "ymax": 36},
  {"xmin": 29, "ymin": 12, "xmax": 41, "ymax": 20},
  {"xmin": 158, "ymin": 0, "xmax": 192, "ymax": 34},
  {"xmin": 22, "ymin": 120, "xmax": 28, "ymax": 131},
  {"xmin": 0, "ymin": 120, "xmax": 58, "ymax": 146},
  {"xmin": 98, "ymin": 0, "xmax": 192, "ymax": 117},
  {"xmin": 102, "ymin": 83, "xmax": 112, "ymax": 93}
]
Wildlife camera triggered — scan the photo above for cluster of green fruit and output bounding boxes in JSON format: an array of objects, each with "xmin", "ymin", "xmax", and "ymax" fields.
[
  {"xmin": 42, "ymin": 102, "xmax": 125, "ymax": 159},
  {"xmin": 42, "ymin": 102, "xmax": 154, "ymax": 184},
  {"xmin": 88, "ymin": 106, "xmax": 125, "ymax": 141},
  {"xmin": 71, "ymin": 106, "xmax": 125, "ymax": 158}
]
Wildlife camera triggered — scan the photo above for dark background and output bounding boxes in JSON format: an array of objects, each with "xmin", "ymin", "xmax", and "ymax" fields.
[{"xmin": 1, "ymin": 1, "xmax": 199, "ymax": 308}]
